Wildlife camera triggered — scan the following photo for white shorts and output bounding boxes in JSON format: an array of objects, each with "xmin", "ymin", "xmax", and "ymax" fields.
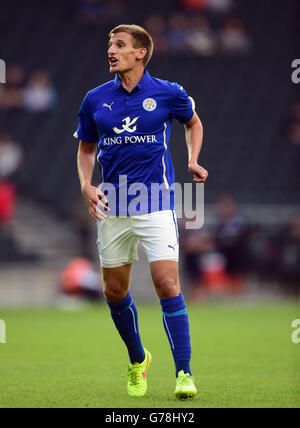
[{"xmin": 96, "ymin": 210, "xmax": 179, "ymax": 268}]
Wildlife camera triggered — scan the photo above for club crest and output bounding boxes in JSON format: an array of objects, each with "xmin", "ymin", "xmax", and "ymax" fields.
[{"xmin": 143, "ymin": 98, "xmax": 157, "ymax": 112}]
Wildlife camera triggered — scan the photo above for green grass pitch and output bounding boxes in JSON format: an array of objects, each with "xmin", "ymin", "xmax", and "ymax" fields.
[{"xmin": 0, "ymin": 302, "xmax": 299, "ymax": 408}]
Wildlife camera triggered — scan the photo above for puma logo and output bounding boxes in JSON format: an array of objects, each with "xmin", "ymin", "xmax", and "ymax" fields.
[
  {"xmin": 103, "ymin": 102, "xmax": 114, "ymax": 111},
  {"xmin": 142, "ymin": 353, "xmax": 150, "ymax": 379}
]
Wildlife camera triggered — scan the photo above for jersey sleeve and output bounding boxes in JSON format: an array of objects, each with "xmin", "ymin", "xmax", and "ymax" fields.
[
  {"xmin": 170, "ymin": 83, "xmax": 195, "ymax": 124},
  {"xmin": 73, "ymin": 92, "xmax": 99, "ymax": 143}
]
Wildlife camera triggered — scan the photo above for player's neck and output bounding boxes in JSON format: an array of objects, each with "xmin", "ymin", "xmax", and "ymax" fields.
[{"xmin": 118, "ymin": 67, "xmax": 145, "ymax": 93}]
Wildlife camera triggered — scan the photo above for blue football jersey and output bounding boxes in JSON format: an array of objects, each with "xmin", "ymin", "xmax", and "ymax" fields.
[{"xmin": 74, "ymin": 70, "xmax": 194, "ymax": 215}]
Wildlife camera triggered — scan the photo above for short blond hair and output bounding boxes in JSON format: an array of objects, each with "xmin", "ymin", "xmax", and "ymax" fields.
[{"xmin": 109, "ymin": 24, "xmax": 154, "ymax": 66}]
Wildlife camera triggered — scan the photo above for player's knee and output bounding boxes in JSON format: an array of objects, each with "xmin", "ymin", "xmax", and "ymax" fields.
[
  {"xmin": 155, "ymin": 276, "xmax": 180, "ymax": 300},
  {"xmin": 103, "ymin": 284, "xmax": 128, "ymax": 303}
]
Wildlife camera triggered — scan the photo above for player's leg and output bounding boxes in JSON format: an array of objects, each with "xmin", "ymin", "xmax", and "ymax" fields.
[
  {"xmin": 102, "ymin": 264, "xmax": 151, "ymax": 396},
  {"xmin": 150, "ymin": 260, "xmax": 192, "ymax": 376},
  {"xmin": 134, "ymin": 211, "xmax": 191, "ymax": 375},
  {"xmin": 102, "ymin": 263, "xmax": 132, "ymax": 303},
  {"xmin": 102, "ymin": 263, "xmax": 145, "ymax": 366},
  {"xmin": 135, "ymin": 210, "xmax": 196, "ymax": 398},
  {"xmin": 149, "ymin": 259, "xmax": 180, "ymax": 299},
  {"xmin": 97, "ymin": 217, "xmax": 150, "ymax": 396},
  {"xmin": 151, "ymin": 260, "xmax": 197, "ymax": 399}
]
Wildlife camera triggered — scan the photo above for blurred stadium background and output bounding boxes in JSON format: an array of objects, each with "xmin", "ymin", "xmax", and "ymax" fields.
[{"xmin": 0, "ymin": 0, "xmax": 299, "ymax": 306}]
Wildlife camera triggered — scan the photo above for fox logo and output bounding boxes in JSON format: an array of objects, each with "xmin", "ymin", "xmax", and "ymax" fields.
[{"xmin": 113, "ymin": 116, "xmax": 139, "ymax": 134}]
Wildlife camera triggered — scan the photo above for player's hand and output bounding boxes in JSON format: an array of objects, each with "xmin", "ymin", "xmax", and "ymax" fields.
[
  {"xmin": 188, "ymin": 162, "xmax": 208, "ymax": 183},
  {"xmin": 82, "ymin": 183, "xmax": 110, "ymax": 221}
]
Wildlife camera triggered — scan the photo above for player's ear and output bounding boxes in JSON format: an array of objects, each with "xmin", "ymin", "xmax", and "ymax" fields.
[{"xmin": 137, "ymin": 47, "xmax": 147, "ymax": 61}]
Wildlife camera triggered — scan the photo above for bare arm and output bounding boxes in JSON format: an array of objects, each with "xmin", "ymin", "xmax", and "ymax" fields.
[
  {"xmin": 185, "ymin": 112, "xmax": 208, "ymax": 183},
  {"xmin": 77, "ymin": 140, "xmax": 109, "ymax": 221}
]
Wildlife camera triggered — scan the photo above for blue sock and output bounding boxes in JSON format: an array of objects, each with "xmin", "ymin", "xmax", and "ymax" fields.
[
  {"xmin": 160, "ymin": 293, "xmax": 192, "ymax": 377},
  {"xmin": 106, "ymin": 292, "xmax": 145, "ymax": 364}
]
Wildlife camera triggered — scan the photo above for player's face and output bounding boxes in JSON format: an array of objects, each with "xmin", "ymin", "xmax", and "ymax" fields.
[{"xmin": 108, "ymin": 32, "xmax": 141, "ymax": 73}]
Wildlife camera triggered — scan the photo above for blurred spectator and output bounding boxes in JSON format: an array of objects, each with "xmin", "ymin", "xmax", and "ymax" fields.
[
  {"xmin": 0, "ymin": 130, "xmax": 23, "ymax": 179},
  {"xmin": 0, "ymin": 180, "xmax": 16, "ymax": 228},
  {"xmin": 286, "ymin": 122, "xmax": 300, "ymax": 145},
  {"xmin": 0, "ymin": 131, "xmax": 23, "ymax": 262},
  {"xmin": 74, "ymin": 0, "xmax": 103, "ymax": 27},
  {"xmin": 246, "ymin": 227, "xmax": 272, "ymax": 276},
  {"xmin": 166, "ymin": 10, "xmax": 251, "ymax": 58},
  {"xmin": 73, "ymin": 198, "xmax": 96, "ymax": 260},
  {"xmin": 291, "ymin": 101, "xmax": 300, "ymax": 122},
  {"xmin": 199, "ymin": 242, "xmax": 229, "ymax": 293},
  {"xmin": 215, "ymin": 194, "xmax": 247, "ymax": 278},
  {"xmin": 185, "ymin": 15, "xmax": 217, "ymax": 56},
  {"xmin": 278, "ymin": 216, "xmax": 300, "ymax": 297},
  {"xmin": 179, "ymin": 0, "xmax": 207, "ymax": 12},
  {"xmin": 180, "ymin": 0, "xmax": 233, "ymax": 14},
  {"xmin": 286, "ymin": 101, "xmax": 300, "ymax": 145},
  {"xmin": 206, "ymin": 0, "xmax": 233, "ymax": 14},
  {"xmin": 102, "ymin": 0, "xmax": 127, "ymax": 24},
  {"xmin": 219, "ymin": 18, "xmax": 252, "ymax": 56},
  {"xmin": 0, "ymin": 131, "xmax": 38, "ymax": 263},
  {"xmin": 23, "ymin": 70, "xmax": 57, "ymax": 113},
  {"xmin": 167, "ymin": 13, "xmax": 189, "ymax": 54},
  {"xmin": 0, "ymin": 132, "xmax": 21, "ymax": 227},
  {"xmin": 182, "ymin": 223, "xmax": 244, "ymax": 298},
  {"xmin": 258, "ymin": 231, "xmax": 280, "ymax": 282},
  {"xmin": 181, "ymin": 194, "xmax": 248, "ymax": 297},
  {"xmin": 0, "ymin": 179, "xmax": 18, "ymax": 262},
  {"xmin": 61, "ymin": 258, "xmax": 102, "ymax": 301},
  {"xmin": 74, "ymin": 0, "xmax": 128, "ymax": 28},
  {"xmin": 0, "ymin": 63, "xmax": 24, "ymax": 110},
  {"xmin": 181, "ymin": 227, "xmax": 209, "ymax": 283},
  {"xmin": 182, "ymin": 198, "xmax": 300, "ymax": 300},
  {"xmin": 144, "ymin": 15, "xmax": 169, "ymax": 54},
  {"xmin": 191, "ymin": 230, "xmax": 230, "ymax": 294}
]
